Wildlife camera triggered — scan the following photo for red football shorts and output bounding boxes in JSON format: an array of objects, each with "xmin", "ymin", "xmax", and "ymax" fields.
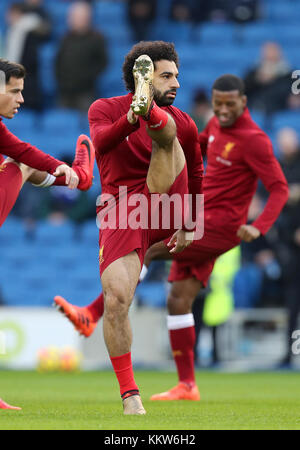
[
  {"xmin": 0, "ymin": 161, "xmax": 22, "ymax": 227},
  {"xmin": 98, "ymin": 165, "xmax": 188, "ymax": 275},
  {"xmin": 166, "ymin": 218, "xmax": 238, "ymax": 287}
]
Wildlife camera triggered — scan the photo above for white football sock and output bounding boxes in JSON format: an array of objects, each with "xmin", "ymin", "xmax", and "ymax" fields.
[{"xmin": 167, "ymin": 313, "xmax": 195, "ymax": 330}]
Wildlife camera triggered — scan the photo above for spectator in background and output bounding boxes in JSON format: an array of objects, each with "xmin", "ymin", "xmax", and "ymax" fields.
[
  {"xmin": 127, "ymin": 0, "xmax": 157, "ymax": 42},
  {"xmin": 188, "ymin": 0, "xmax": 259, "ymax": 24},
  {"xmin": 23, "ymin": 0, "xmax": 52, "ymax": 31},
  {"xmin": 170, "ymin": 1, "xmax": 191, "ymax": 22},
  {"xmin": 55, "ymin": 1, "xmax": 108, "ymax": 112},
  {"xmin": 189, "ymin": 89, "xmax": 213, "ymax": 132},
  {"xmin": 244, "ymin": 42, "xmax": 292, "ymax": 116},
  {"xmin": 229, "ymin": 0, "xmax": 260, "ymax": 24},
  {"xmin": 287, "ymin": 74, "xmax": 300, "ymax": 111},
  {"xmin": 5, "ymin": 1, "xmax": 51, "ymax": 110},
  {"xmin": 275, "ymin": 128, "xmax": 300, "ymax": 367},
  {"xmin": 287, "ymin": 92, "xmax": 300, "ymax": 111}
]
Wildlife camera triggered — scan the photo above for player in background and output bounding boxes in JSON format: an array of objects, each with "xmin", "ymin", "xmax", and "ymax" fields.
[
  {"xmin": 56, "ymin": 41, "xmax": 203, "ymax": 415},
  {"xmin": 55, "ymin": 74, "xmax": 289, "ymax": 401},
  {"xmin": 0, "ymin": 59, "xmax": 95, "ymax": 410},
  {"xmin": 0, "ymin": 58, "xmax": 95, "ymax": 229}
]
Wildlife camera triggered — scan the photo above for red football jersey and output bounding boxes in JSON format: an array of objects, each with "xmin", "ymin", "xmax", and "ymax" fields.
[
  {"xmin": 0, "ymin": 119, "xmax": 62, "ymax": 173},
  {"xmin": 89, "ymin": 93, "xmax": 203, "ymax": 206},
  {"xmin": 199, "ymin": 107, "xmax": 288, "ymax": 241}
]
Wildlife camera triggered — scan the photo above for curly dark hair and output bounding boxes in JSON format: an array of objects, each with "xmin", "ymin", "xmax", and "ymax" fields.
[{"xmin": 123, "ymin": 41, "xmax": 179, "ymax": 92}]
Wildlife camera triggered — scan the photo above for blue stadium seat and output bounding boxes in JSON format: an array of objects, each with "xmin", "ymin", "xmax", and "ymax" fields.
[
  {"xmin": 44, "ymin": 1, "xmax": 69, "ymax": 38},
  {"xmin": 80, "ymin": 220, "xmax": 99, "ymax": 245},
  {"xmin": 41, "ymin": 109, "xmax": 82, "ymax": 132},
  {"xmin": 35, "ymin": 220, "xmax": 75, "ymax": 244},
  {"xmin": 284, "ymin": 47, "xmax": 299, "ymax": 68},
  {"xmin": 273, "ymin": 25, "xmax": 300, "ymax": 46},
  {"xmin": 265, "ymin": 0, "xmax": 300, "ymax": 22},
  {"xmin": 2, "ymin": 278, "xmax": 54, "ymax": 306},
  {"xmin": 233, "ymin": 264, "xmax": 263, "ymax": 308},
  {"xmin": 96, "ymin": 22, "xmax": 132, "ymax": 45},
  {"xmin": 94, "ymin": 0, "xmax": 127, "ymax": 24},
  {"xmin": 39, "ymin": 42, "xmax": 58, "ymax": 101},
  {"xmin": 172, "ymin": 88, "xmax": 193, "ymax": 114},
  {"xmin": 240, "ymin": 22, "xmax": 280, "ymax": 45},
  {"xmin": 249, "ymin": 111, "xmax": 265, "ymax": 129},
  {"xmin": 150, "ymin": 20, "xmax": 192, "ymax": 43},
  {"xmin": 3, "ymin": 110, "xmax": 37, "ymax": 134},
  {"xmin": 106, "ymin": 42, "xmax": 132, "ymax": 65},
  {"xmin": 194, "ymin": 23, "xmax": 235, "ymax": 45},
  {"xmin": 37, "ymin": 130, "xmax": 81, "ymax": 158},
  {"xmin": 100, "ymin": 69, "xmax": 126, "ymax": 99},
  {"xmin": 0, "ymin": 217, "xmax": 26, "ymax": 243},
  {"xmin": 135, "ymin": 282, "xmax": 167, "ymax": 308},
  {"xmin": 272, "ymin": 111, "xmax": 300, "ymax": 133}
]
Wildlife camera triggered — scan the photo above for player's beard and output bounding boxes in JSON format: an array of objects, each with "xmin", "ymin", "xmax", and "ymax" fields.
[{"xmin": 153, "ymin": 88, "xmax": 177, "ymax": 107}]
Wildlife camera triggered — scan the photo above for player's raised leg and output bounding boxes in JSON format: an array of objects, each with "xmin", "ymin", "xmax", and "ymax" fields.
[
  {"xmin": 131, "ymin": 55, "xmax": 185, "ymax": 194},
  {"xmin": 150, "ymin": 278, "xmax": 202, "ymax": 401}
]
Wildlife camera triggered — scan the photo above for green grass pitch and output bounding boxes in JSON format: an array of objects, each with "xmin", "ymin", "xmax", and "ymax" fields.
[{"xmin": 0, "ymin": 370, "xmax": 299, "ymax": 430}]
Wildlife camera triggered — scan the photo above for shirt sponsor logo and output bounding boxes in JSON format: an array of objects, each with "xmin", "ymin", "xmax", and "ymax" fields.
[
  {"xmin": 216, "ymin": 156, "xmax": 232, "ymax": 166},
  {"xmin": 208, "ymin": 135, "xmax": 215, "ymax": 143}
]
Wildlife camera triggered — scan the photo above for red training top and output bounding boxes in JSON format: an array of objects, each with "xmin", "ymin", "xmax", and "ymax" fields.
[
  {"xmin": 89, "ymin": 92, "xmax": 203, "ymax": 211},
  {"xmin": 0, "ymin": 118, "xmax": 62, "ymax": 173},
  {"xmin": 199, "ymin": 107, "xmax": 288, "ymax": 243}
]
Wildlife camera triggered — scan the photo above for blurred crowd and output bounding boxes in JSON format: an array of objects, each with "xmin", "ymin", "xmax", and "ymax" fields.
[
  {"xmin": 0, "ymin": 0, "xmax": 297, "ymax": 116},
  {"xmin": 0, "ymin": 0, "xmax": 299, "ymax": 365},
  {"xmin": 3, "ymin": 0, "xmax": 108, "ymax": 111}
]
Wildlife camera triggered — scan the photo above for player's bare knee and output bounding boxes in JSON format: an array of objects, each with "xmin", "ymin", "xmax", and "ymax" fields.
[
  {"xmin": 167, "ymin": 292, "xmax": 190, "ymax": 315},
  {"xmin": 150, "ymin": 132, "xmax": 176, "ymax": 150},
  {"xmin": 103, "ymin": 289, "xmax": 130, "ymax": 320},
  {"xmin": 147, "ymin": 116, "xmax": 177, "ymax": 149}
]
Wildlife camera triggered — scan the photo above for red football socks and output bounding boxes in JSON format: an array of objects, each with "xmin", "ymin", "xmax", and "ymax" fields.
[
  {"xmin": 110, "ymin": 352, "xmax": 139, "ymax": 399},
  {"xmin": 87, "ymin": 293, "xmax": 104, "ymax": 322},
  {"xmin": 145, "ymin": 102, "xmax": 169, "ymax": 131},
  {"xmin": 169, "ymin": 326, "xmax": 196, "ymax": 386}
]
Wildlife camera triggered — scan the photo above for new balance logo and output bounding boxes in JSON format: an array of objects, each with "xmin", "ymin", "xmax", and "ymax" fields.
[{"xmin": 149, "ymin": 120, "xmax": 162, "ymax": 129}]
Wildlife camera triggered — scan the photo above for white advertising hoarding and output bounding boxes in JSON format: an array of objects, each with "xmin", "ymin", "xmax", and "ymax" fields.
[{"xmin": 0, "ymin": 308, "xmax": 81, "ymax": 370}]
